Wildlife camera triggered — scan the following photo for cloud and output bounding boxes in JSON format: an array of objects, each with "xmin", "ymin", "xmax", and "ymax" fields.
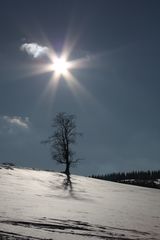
[
  {"xmin": 0, "ymin": 116, "xmax": 30, "ymax": 134},
  {"xmin": 20, "ymin": 43, "xmax": 49, "ymax": 58},
  {"xmin": 3, "ymin": 116, "xmax": 29, "ymax": 129}
]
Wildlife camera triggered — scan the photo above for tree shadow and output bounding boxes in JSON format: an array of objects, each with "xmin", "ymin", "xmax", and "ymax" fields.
[
  {"xmin": 63, "ymin": 174, "xmax": 73, "ymax": 194},
  {"xmin": 48, "ymin": 173, "xmax": 92, "ymax": 201},
  {"xmin": 61, "ymin": 174, "xmax": 92, "ymax": 201}
]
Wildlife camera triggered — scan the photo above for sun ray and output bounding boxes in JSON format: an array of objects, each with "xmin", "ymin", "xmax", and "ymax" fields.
[
  {"xmin": 35, "ymin": 71, "xmax": 60, "ymax": 115},
  {"xmin": 64, "ymin": 70, "xmax": 95, "ymax": 103},
  {"xmin": 11, "ymin": 62, "xmax": 54, "ymax": 82},
  {"xmin": 18, "ymin": 35, "xmax": 104, "ymax": 107},
  {"xmin": 62, "ymin": 33, "xmax": 81, "ymax": 61}
]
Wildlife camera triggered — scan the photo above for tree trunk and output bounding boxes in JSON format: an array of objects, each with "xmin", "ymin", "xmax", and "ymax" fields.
[{"xmin": 65, "ymin": 162, "xmax": 70, "ymax": 176}]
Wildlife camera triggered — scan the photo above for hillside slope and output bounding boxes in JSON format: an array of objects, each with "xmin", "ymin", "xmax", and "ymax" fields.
[{"xmin": 0, "ymin": 167, "xmax": 160, "ymax": 239}]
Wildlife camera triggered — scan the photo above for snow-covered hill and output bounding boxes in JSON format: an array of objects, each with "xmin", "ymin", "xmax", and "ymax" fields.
[{"xmin": 0, "ymin": 167, "xmax": 160, "ymax": 239}]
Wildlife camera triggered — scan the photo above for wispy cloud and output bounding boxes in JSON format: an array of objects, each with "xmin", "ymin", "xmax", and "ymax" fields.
[
  {"xmin": 3, "ymin": 116, "xmax": 29, "ymax": 129},
  {"xmin": 0, "ymin": 116, "xmax": 30, "ymax": 134},
  {"xmin": 20, "ymin": 43, "xmax": 49, "ymax": 58}
]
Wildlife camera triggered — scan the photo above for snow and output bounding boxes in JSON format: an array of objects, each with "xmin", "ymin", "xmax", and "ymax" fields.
[
  {"xmin": 0, "ymin": 167, "xmax": 160, "ymax": 239},
  {"xmin": 154, "ymin": 179, "xmax": 160, "ymax": 185}
]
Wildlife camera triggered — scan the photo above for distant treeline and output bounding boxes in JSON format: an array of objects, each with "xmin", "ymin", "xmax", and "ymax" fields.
[{"xmin": 90, "ymin": 170, "xmax": 160, "ymax": 182}]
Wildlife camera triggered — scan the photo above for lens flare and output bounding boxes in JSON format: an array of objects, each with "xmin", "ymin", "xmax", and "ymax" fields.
[{"xmin": 19, "ymin": 37, "xmax": 96, "ymax": 107}]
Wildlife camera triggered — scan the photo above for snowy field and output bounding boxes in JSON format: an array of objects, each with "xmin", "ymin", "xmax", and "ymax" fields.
[{"xmin": 0, "ymin": 167, "xmax": 160, "ymax": 240}]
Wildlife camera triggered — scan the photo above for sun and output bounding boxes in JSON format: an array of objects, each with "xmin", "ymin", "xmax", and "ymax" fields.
[{"xmin": 52, "ymin": 57, "xmax": 69, "ymax": 75}]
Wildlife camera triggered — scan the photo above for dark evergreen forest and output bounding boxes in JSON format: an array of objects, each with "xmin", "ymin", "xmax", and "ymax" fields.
[{"xmin": 89, "ymin": 170, "xmax": 160, "ymax": 189}]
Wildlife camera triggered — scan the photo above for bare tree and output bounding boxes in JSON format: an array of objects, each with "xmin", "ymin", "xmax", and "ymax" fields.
[{"xmin": 43, "ymin": 113, "xmax": 81, "ymax": 181}]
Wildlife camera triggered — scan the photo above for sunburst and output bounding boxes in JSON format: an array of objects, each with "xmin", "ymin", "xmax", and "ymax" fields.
[
  {"xmin": 52, "ymin": 57, "xmax": 69, "ymax": 75},
  {"xmin": 19, "ymin": 38, "xmax": 96, "ymax": 107}
]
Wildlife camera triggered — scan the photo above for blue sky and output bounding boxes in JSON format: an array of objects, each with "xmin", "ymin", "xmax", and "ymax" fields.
[{"xmin": 0, "ymin": 0, "xmax": 160, "ymax": 175}]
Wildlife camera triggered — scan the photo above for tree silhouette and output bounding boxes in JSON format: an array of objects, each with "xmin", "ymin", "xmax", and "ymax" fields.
[{"xmin": 43, "ymin": 112, "xmax": 81, "ymax": 184}]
